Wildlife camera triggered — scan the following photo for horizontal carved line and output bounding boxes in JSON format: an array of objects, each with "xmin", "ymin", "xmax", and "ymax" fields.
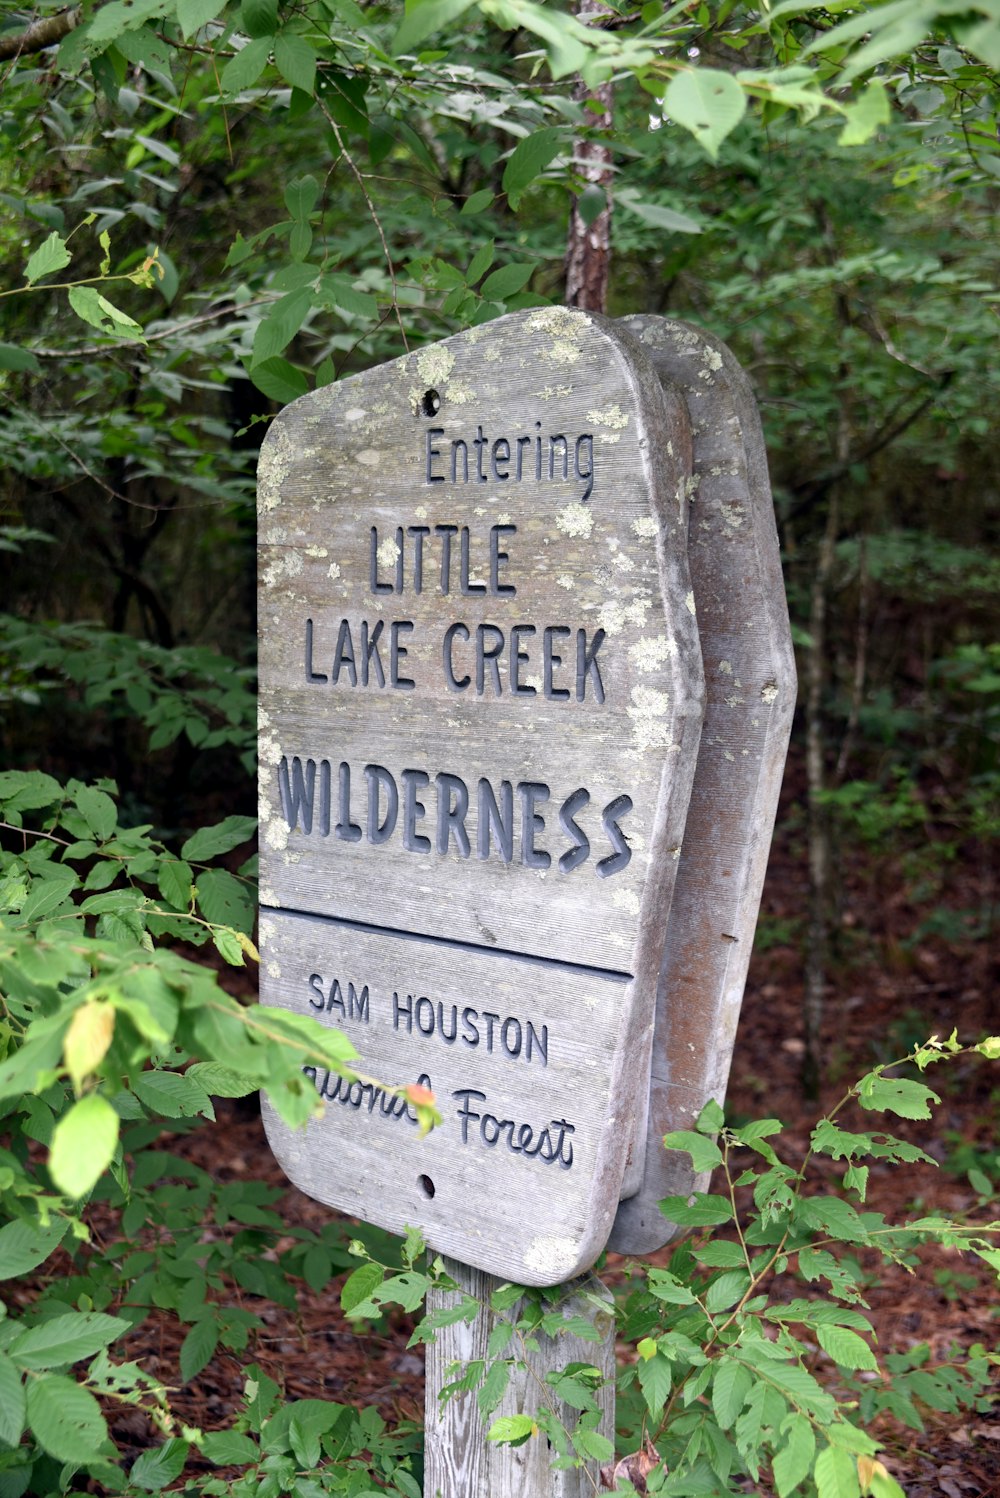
[{"xmin": 261, "ymin": 904, "xmax": 634, "ymax": 984}]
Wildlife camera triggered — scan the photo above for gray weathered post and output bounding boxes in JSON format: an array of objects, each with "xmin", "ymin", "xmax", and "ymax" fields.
[{"xmin": 424, "ymin": 1260, "xmax": 615, "ymax": 1498}]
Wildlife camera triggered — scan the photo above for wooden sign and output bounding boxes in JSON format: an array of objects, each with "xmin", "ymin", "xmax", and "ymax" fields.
[
  {"xmin": 608, "ymin": 316, "xmax": 796, "ymax": 1254},
  {"xmin": 257, "ymin": 309, "xmax": 704, "ymax": 1285}
]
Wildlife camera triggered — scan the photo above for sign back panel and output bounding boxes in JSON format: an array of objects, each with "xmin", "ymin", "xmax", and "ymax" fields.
[{"xmin": 608, "ymin": 316, "xmax": 796, "ymax": 1254}]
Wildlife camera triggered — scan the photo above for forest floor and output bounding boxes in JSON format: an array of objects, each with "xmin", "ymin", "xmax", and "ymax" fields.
[{"xmin": 40, "ymin": 759, "xmax": 1000, "ymax": 1494}]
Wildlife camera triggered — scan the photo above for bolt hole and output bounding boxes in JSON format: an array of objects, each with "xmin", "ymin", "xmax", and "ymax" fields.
[
  {"xmin": 418, "ymin": 1174, "xmax": 436, "ymax": 1198},
  {"xmin": 421, "ymin": 389, "xmax": 441, "ymax": 417}
]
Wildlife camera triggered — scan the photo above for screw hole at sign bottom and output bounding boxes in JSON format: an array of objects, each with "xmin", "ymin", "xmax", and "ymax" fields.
[
  {"xmin": 418, "ymin": 1174, "xmax": 436, "ymax": 1198},
  {"xmin": 421, "ymin": 388, "xmax": 441, "ymax": 416}
]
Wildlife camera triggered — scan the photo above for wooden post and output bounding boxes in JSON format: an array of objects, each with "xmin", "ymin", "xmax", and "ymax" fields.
[{"xmin": 424, "ymin": 1259, "xmax": 616, "ymax": 1498}]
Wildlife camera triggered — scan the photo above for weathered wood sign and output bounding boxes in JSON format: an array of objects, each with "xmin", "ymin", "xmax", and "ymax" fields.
[
  {"xmin": 608, "ymin": 316, "xmax": 797, "ymax": 1253},
  {"xmin": 257, "ymin": 309, "xmax": 704, "ymax": 1285}
]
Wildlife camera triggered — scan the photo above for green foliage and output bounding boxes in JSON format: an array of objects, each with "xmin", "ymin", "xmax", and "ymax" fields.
[
  {"xmin": 0, "ymin": 617, "xmax": 257, "ymax": 774},
  {"xmin": 334, "ymin": 1042, "xmax": 999, "ymax": 1497},
  {"xmin": 0, "ymin": 0, "xmax": 996, "ymax": 1492}
]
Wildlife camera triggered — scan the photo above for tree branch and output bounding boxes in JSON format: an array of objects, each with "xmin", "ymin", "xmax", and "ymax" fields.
[{"xmin": 0, "ymin": 7, "xmax": 81, "ymax": 61}]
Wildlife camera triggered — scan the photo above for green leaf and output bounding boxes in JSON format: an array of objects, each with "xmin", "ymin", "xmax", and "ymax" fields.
[
  {"xmin": 186, "ymin": 1062, "xmax": 258, "ymax": 1098},
  {"xmin": 796, "ymin": 1194, "xmax": 866, "ymax": 1243},
  {"xmin": 9, "ymin": 1311, "xmax": 129, "ymax": 1371},
  {"xmin": 285, "ymin": 174, "xmax": 319, "ymax": 220},
  {"xmin": 664, "ymin": 67, "xmax": 747, "ymax": 160},
  {"xmin": 196, "ymin": 869, "xmax": 255, "ymax": 934},
  {"xmin": 321, "ymin": 273, "xmax": 378, "ymax": 318},
  {"xmin": 392, "ymin": 0, "xmax": 478, "ymax": 55},
  {"xmin": 572, "ymin": 1426, "xmax": 613, "ymax": 1462},
  {"xmin": 637, "ymin": 1351, "xmax": 672, "ymax": 1418},
  {"xmin": 25, "ymin": 1373, "xmax": 108, "ymax": 1461},
  {"xmin": 577, "ymin": 183, "xmax": 606, "ymax": 227},
  {"xmin": 249, "ymin": 358, "xmax": 308, "ymax": 407},
  {"xmin": 67, "ymin": 285, "xmax": 145, "ymax": 342},
  {"xmin": 133, "ymin": 1070, "xmax": 213, "ymax": 1119},
  {"xmin": 19, "ymin": 869, "xmax": 78, "ymax": 921},
  {"xmin": 87, "ymin": 0, "xmax": 170, "ymax": 43},
  {"xmin": 858, "ymin": 1074, "xmax": 938, "ymax": 1120},
  {"xmin": 157, "ymin": 857, "xmax": 193, "ymax": 910},
  {"xmin": 816, "ymin": 1324, "xmax": 878, "ymax": 1372},
  {"xmin": 25, "ymin": 232, "xmax": 71, "ymax": 286},
  {"xmin": 477, "ymin": 1358, "xmax": 510, "ymax": 1414},
  {"xmin": 663, "ymin": 1129, "xmax": 724, "ymax": 1171},
  {"xmin": 176, "ymin": 0, "xmax": 226, "ymax": 39},
  {"xmin": 221, "ymin": 36, "xmax": 272, "ymax": 94},
  {"xmin": 341, "ymin": 1262, "xmax": 384, "ymax": 1314},
  {"xmin": 461, "ymin": 187, "xmax": 494, "ymax": 215},
  {"xmin": 487, "ymin": 1413, "xmax": 536, "ymax": 1445},
  {"xmin": 241, "ymin": 0, "xmax": 277, "ymax": 37},
  {"xmin": 695, "ymin": 1241, "xmax": 747, "ymax": 1268},
  {"xmin": 252, "ymin": 287, "xmax": 314, "ymax": 366},
  {"xmin": 213, "ymin": 927, "xmax": 245, "ymax": 965},
  {"xmin": 49, "ymin": 1092, "xmax": 120, "ymax": 1197},
  {"xmin": 130, "ymin": 1438, "xmax": 189, "ymax": 1491},
  {"xmin": 658, "ymin": 1192, "xmax": 733, "ymax": 1226},
  {"xmin": 705, "ymin": 1268, "xmax": 750, "ymax": 1312},
  {"xmin": 814, "ymin": 1443, "xmax": 861, "ymax": 1498},
  {"xmin": 75, "ymin": 785, "xmax": 117, "ymax": 840},
  {"xmin": 712, "ymin": 1357, "xmax": 752, "ymax": 1429},
  {"xmin": 0, "ymin": 342, "xmax": 41, "ymax": 373},
  {"xmin": 839, "ymin": 80, "xmax": 890, "ymax": 146},
  {"xmin": 0, "ymin": 1217, "xmax": 68, "ymax": 1280},
  {"xmin": 0, "ymin": 1354, "xmax": 26, "ymax": 1446},
  {"xmin": 201, "ymin": 1430, "xmax": 260, "ymax": 1465},
  {"xmin": 486, "ymin": 1320, "xmax": 514, "ymax": 1358},
  {"xmin": 766, "ymin": 1362, "xmax": 835, "ymax": 1422},
  {"xmin": 772, "ymin": 1414, "xmax": 815, "ymax": 1498},
  {"xmin": 0, "ymin": 768, "xmax": 64, "ymax": 811},
  {"xmin": 617, "ymin": 188, "xmax": 702, "ymax": 235},
  {"xmin": 466, "ymin": 239, "xmax": 495, "ymax": 284},
  {"xmin": 480, "ymin": 263, "xmax": 535, "ymax": 301},
  {"xmin": 274, "ymin": 33, "xmax": 316, "ymax": 94},
  {"xmin": 502, "ymin": 126, "xmax": 564, "ymax": 201},
  {"xmin": 646, "ymin": 1269, "xmax": 697, "ymax": 1305},
  {"xmin": 180, "ymin": 1317, "xmax": 219, "ymax": 1381},
  {"xmin": 182, "ymin": 815, "xmax": 257, "ymax": 861}
]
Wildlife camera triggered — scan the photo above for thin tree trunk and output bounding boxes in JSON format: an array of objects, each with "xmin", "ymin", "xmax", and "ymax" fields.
[
  {"xmin": 801, "ymin": 488, "xmax": 839, "ymax": 1096},
  {"xmin": 565, "ymin": 1, "xmax": 613, "ymax": 313},
  {"xmin": 835, "ymin": 535, "xmax": 870, "ymax": 784}
]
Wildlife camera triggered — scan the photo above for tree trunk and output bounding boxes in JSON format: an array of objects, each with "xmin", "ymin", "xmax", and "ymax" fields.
[
  {"xmin": 801, "ymin": 488, "xmax": 839, "ymax": 1097},
  {"xmin": 565, "ymin": 1, "xmax": 613, "ymax": 313}
]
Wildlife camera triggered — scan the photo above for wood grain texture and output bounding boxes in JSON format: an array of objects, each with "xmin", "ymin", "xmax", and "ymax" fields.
[
  {"xmin": 424, "ymin": 1259, "xmax": 615, "ymax": 1498},
  {"xmin": 608, "ymin": 316, "xmax": 797, "ymax": 1255},
  {"xmin": 257, "ymin": 309, "xmax": 706, "ymax": 1281}
]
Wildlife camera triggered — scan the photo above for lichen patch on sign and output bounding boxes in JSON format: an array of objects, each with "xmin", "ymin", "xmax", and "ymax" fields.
[
  {"xmin": 263, "ymin": 551, "xmax": 303, "ymax": 588},
  {"xmin": 587, "ymin": 403, "xmax": 629, "ymax": 429},
  {"xmin": 556, "ymin": 502, "xmax": 594, "ymax": 539},
  {"xmin": 416, "ymin": 343, "xmax": 456, "ymax": 387},
  {"xmin": 630, "ymin": 635, "xmax": 676, "ymax": 672}
]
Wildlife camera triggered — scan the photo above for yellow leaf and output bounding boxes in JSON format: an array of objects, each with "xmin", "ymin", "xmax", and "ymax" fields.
[
  {"xmin": 236, "ymin": 931, "xmax": 260, "ymax": 964},
  {"xmin": 64, "ymin": 1003, "xmax": 115, "ymax": 1091}
]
